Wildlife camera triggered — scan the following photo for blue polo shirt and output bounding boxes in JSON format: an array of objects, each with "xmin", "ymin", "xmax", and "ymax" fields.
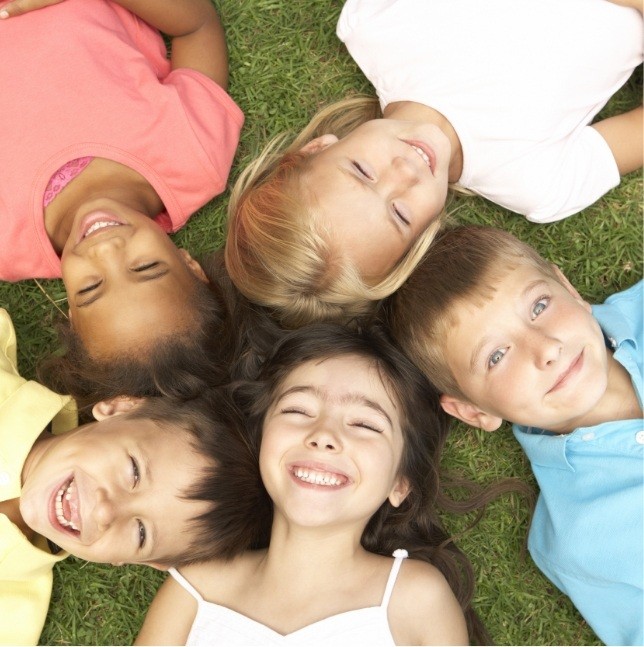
[{"xmin": 513, "ymin": 281, "xmax": 643, "ymax": 646}]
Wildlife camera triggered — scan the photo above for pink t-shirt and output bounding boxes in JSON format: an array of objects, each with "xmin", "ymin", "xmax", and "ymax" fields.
[{"xmin": 0, "ymin": 0, "xmax": 244, "ymax": 281}]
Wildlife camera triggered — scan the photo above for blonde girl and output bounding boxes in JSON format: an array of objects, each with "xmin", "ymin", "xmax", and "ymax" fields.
[{"xmin": 225, "ymin": 0, "xmax": 642, "ymax": 328}]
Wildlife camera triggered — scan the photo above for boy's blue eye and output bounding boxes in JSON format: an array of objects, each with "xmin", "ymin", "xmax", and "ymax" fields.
[
  {"xmin": 488, "ymin": 349, "xmax": 506, "ymax": 368},
  {"xmin": 131, "ymin": 457, "xmax": 140, "ymax": 487},
  {"xmin": 531, "ymin": 296, "xmax": 550, "ymax": 319},
  {"xmin": 137, "ymin": 520, "xmax": 146, "ymax": 549}
]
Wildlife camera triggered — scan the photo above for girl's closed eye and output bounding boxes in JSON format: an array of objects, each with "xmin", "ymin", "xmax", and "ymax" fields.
[
  {"xmin": 78, "ymin": 280, "xmax": 102, "ymax": 295},
  {"xmin": 531, "ymin": 295, "xmax": 550, "ymax": 320},
  {"xmin": 392, "ymin": 202, "xmax": 410, "ymax": 226},
  {"xmin": 352, "ymin": 160, "xmax": 373, "ymax": 180},
  {"xmin": 349, "ymin": 416, "xmax": 385, "ymax": 433},
  {"xmin": 133, "ymin": 261, "xmax": 159, "ymax": 272}
]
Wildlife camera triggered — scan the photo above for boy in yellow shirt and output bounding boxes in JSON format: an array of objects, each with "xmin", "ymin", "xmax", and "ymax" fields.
[{"xmin": 0, "ymin": 309, "xmax": 261, "ymax": 645}]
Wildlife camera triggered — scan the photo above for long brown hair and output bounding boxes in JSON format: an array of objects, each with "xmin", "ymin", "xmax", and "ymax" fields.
[{"xmin": 234, "ymin": 323, "xmax": 527, "ymax": 644}]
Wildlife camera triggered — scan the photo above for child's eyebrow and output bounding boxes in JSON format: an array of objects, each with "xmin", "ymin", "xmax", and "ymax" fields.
[{"xmin": 276, "ymin": 384, "xmax": 395, "ymax": 426}]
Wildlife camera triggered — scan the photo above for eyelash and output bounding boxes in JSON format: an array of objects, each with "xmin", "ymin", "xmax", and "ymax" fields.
[
  {"xmin": 353, "ymin": 421, "xmax": 383, "ymax": 434},
  {"xmin": 130, "ymin": 458, "xmax": 146, "ymax": 549},
  {"xmin": 487, "ymin": 348, "xmax": 507, "ymax": 369},
  {"xmin": 352, "ymin": 161, "xmax": 372, "ymax": 180},
  {"xmin": 133, "ymin": 262, "xmax": 159, "ymax": 272},
  {"xmin": 392, "ymin": 204, "xmax": 410, "ymax": 226},
  {"xmin": 531, "ymin": 295, "xmax": 550, "ymax": 320},
  {"xmin": 79, "ymin": 280, "xmax": 102, "ymax": 294},
  {"xmin": 280, "ymin": 407, "xmax": 310, "ymax": 416}
]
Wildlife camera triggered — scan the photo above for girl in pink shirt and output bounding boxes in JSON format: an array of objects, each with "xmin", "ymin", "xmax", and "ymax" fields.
[{"xmin": 0, "ymin": 0, "xmax": 244, "ymax": 405}]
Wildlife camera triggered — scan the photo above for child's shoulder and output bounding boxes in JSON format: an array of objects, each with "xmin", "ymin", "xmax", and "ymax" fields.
[
  {"xmin": 178, "ymin": 550, "xmax": 266, "ymax": 596},
  {"xmin": 388, "ymin": 558, "xmax": 468, "ymax": 645}
]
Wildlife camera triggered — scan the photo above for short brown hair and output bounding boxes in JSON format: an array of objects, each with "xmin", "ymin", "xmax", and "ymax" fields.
[{"xmin": 386, "ymin": 225, "xmax": 559, "ymax": 399}]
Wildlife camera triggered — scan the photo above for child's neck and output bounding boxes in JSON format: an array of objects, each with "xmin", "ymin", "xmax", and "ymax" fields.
[
  {"xmin": 557, "ymin": 349, "xmax": 642, "ymax": 433},
  {"xmin": 383, "ymin": 100, "xmax": 463, "ymax": 183},
  {"xmin": 43, "ymin": 158, "xmax": 163, "ymax": 254}
]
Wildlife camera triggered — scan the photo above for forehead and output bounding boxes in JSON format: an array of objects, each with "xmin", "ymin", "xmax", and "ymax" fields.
[{"xmin": 275, "ymin": 354, "xmax": 399, "ymax": 408}]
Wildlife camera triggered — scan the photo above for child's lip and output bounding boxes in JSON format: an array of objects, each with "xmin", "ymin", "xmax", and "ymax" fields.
[
  {"xmin": 49, "ymin": 474, "xmax": 82, "ymax": 538},
  {"xmin": 403, "ymin": 139, "xmax": 436, "ymax": 176},
  {"xmin": 287, "ymin": 460, "xmax": 352, "ymax": 488},
  {"xmin": 548, "ymin": 351, "xmax": 584, "ymax": 394},
  {"xmin": 76, "ymin": 211, "xmax": 127, "ymax": 245}
]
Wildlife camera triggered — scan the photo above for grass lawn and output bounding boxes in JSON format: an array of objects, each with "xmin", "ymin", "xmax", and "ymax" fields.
[{"xmin": 0, "ymin": 1, "xmax": 639, "ymax": 645}]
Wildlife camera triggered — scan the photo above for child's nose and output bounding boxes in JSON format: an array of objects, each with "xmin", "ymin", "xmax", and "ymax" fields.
[
  {"xmin": 384, "ymin": 155, "xmax": 418, "ymax": 189},
  {"xmin": 305, "ymin": 422, "xmax": 342, "ymax": 452},
  {"xmin": 85, "ymin": 235, "xmax": 126, "ymax": 258},
  {"xmin": 93, "ymin": 489, "xmax": 117, "ymax": 530},
  {"xmin": 534, "ymin": 333, "xmax": 562, "ymax": 368}
]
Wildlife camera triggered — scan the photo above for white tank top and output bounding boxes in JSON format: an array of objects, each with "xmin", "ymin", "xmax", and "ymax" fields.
[{"xmin": 169, "ymin": 549, "xmax": 409, "ymax": 646}]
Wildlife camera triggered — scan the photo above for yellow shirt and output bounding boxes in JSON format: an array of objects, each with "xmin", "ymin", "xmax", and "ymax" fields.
[{"xmin": 0, "ymin": 309, "xmax": 76, "ymax": 645}]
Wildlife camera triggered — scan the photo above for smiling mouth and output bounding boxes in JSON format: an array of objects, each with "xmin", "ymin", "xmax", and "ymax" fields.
[
  {"xmin": 84, "ymin": 220, "xmax": 123, "ymax": 238},
  {"xmin": 404, "ymin": 140, "xmax": 436, "ymax": 175},
  {"xmin": 290, "ymin": 466, "xmax": 349, "ymax": 487},
  {"xmin": 54, "ymin": 478, "xmax": 80, "ymax": 533},
  {"xmin": 549, "ymin": 351, "xmax": 584, "ymax": 394}
]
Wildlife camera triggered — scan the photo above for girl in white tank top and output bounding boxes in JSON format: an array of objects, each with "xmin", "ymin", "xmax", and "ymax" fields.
[{"xmin": 136, "ymin": 325, "xmax": 499, "ymax": 645}]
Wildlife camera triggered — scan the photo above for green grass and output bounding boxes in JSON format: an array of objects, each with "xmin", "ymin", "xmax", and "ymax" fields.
[{"xmin": 0, "ymin": 0, "xmax": 638, "ymax": 644}]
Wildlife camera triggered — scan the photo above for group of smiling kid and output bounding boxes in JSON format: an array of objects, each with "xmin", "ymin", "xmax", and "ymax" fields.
[{"xmin": 1, "ymin": 0, "xmax": 642, "ymax": 645}]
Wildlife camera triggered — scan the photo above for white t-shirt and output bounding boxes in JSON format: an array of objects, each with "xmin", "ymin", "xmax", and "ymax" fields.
[{"xmin": 337, "ymin": 0, "xmax": 642, "ymax": 222}]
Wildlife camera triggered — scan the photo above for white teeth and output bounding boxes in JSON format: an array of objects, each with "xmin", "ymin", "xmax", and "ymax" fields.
[
  {"xmin": 55, "ymin": 479, "xmax": 79, "ymax": 532},
  {"xmin": 84, "ymin": 221, "xmax": 121, "ymax": 237},
  {"xmin": 411, "ymin": 145, "xmax": 430, "ymax": 167},
  {"xmin": 293, "ymin": 467, "xmax": 343, "ymax": 486}
]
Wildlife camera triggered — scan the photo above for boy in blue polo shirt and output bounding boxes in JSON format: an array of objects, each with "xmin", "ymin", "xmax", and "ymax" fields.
[{"xmin": 387, "ymin": 225, "xmax": 643, "ymax": 645}]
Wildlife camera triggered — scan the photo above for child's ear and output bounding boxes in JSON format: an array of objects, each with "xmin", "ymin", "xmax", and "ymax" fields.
[
  {"xmin": 440, "ymin": 394, "xmax": 503, "ymax": 432},
  {"xmin": 92, "ymin": 396, "xmax": 145, "ymax": 421},
  {"xmin": 551, "ymin": 264, "xmax": 592, "ymax": 313},
  {"xmin": 388, "ymin": 477, "xmax": 411, "ymax": 508},
  {"xmin": 178, "ymin": 249, "xmax": 208, "ymax": 284},
  {"xmin": 298, "ymin": 134, "xmax": 339, "ymax": 156}
]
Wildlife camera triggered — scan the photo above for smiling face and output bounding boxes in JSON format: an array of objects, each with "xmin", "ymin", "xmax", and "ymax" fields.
[
  {"xmin": 301, "ymin": 118, "xmax": 451, "ymax": 281},
  {"xmin": 19, "ymin": 408, "xmax": 211, "ymax": 567},
  {"xmin": 61, "ymin": 199, "xmax": 206, "ymax": 359},
  {"xmin": 442, "ymin": 264, "xmax": 609, "ymax": 433},
  {"xmin": 259, "ymin": 355, "xmax": 409, "ymax": 533}
]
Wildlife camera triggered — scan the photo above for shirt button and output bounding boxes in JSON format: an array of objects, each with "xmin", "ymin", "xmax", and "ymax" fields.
[
  {"xmin": 636, "ymin": 431, "xmax": 644, "ymax": 445},
  {"xmin": 607, "ymin": 336, "xmax": 617, "ymax": 349},
  {"xmin": 0, "ymin": 471, "xmax": 10, "ymax": 486}
]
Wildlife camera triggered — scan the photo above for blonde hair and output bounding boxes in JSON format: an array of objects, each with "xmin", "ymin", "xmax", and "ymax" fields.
[
  {"xmin": 386, "ymin": 225, "xmax": 560, "ymax": 399},
  {"xmin": 225, "ymin": 96, "xmax": 444, "ymax": 328}
]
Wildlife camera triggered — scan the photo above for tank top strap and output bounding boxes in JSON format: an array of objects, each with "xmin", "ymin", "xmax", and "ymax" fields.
[
  {"xmin": 380, "ymin": 549, "xmax": 409, "ymax": 608},
  {"xmin": 168, "ymin": 567, "xmax": 204, "ymax": 603}
]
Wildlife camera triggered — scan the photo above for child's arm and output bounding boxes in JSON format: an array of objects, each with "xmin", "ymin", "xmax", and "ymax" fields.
[
  {"xmin": 0, "ymin": 0, "xmax": 229, "ymax": 88},
  {"xmin": 592, "ymin": 105, "xmax": 644, "ymax": 175},
  {"xmin": 135, "ymin": 574, "xmax": 198, "ymax": 646}
]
